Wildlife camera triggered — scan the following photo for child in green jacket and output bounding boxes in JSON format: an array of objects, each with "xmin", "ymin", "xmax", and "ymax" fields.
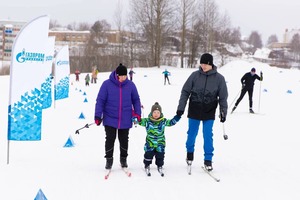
[{"xmin": 133, "ymin": 102, "xmax": 181, "ymax": 176}]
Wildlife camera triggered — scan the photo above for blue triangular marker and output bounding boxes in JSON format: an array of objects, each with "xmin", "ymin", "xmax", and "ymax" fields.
[
  {"xmin": 78, "ymin": 112, "xmax": 85, "ymax": 119},
  {"xmin": 64, "ymin": 136, "xmax": 75, "ymax": 147},
  {"xmin": 34, "ymin": 189, "xmax": 47, "ymax": 200},
  {"xmin": 83, "ymin": 98, "xmax": 88, "ymax": 103},
  {"xmin": 83, "ymin": 92, "xmax": 86, "ymax": 95},
  {"xmin": 287, "ymin": 90, "xmax": 292, "ymax": 94}
]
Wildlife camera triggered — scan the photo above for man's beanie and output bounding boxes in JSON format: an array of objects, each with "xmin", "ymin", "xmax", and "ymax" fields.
[
  {"xmin": 151, "ymin": 102, "xmax": 162, "ymax": 113},
  {"xmin": 251, "ymin": 67, "xmax": 256, "ymax": 72},
  {"xmin": 200, "ymin": 53, "xmax": 213, "ymax": 66},
  {"xmin": 116, "ymin": 63, "xmax": 127, "ymax": 76}
]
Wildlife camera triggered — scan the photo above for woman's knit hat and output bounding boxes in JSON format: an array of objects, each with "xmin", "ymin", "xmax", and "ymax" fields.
[
  {"xmin": 116, "ymin": 63, "xmax": 127, "ymax": 76},
  {"xmin": 151, "ymin": 102, "xmax": 162, "ymax": 113}
]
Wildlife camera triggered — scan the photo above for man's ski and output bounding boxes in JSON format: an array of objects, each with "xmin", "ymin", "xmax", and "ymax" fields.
[
  {"xmin": 201, "ymin": 166, "xmax": 220, "ymax": 182},
  {"xmin": 187, "ymin": 161, "xmax": 192, "ymax": 175}
]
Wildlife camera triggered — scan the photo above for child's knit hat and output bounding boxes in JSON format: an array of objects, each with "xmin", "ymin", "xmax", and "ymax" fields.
[{"xmin": 151, "ymin": 102, "xmax": 162, "ymax": 113}]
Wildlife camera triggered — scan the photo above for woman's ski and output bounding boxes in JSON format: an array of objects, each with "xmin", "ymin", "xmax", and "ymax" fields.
[{"xmin": 104, "ymin": 168, "xmax": 132, "ymax": 180}]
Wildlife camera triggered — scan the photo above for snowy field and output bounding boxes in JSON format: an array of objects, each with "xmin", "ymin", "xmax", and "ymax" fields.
[{"xmin": 0, "ymin": 60, "xmax": 300, "ymax": 200}]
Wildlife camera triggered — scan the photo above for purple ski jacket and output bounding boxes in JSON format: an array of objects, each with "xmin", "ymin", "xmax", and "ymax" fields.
[{"xmin": 94, "ymin": 71, "xmax": 141, "ymax": 129}]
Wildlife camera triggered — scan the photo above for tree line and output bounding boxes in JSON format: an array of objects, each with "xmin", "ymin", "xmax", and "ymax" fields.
[{"xmin": 50, "ymin": 0, "xmax": 300, "ymax": 73}]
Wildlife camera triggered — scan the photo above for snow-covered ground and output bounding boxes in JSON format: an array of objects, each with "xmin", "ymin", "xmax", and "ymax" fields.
[{"xmin": 0, "ymin": 60, "xmax": 300, "ymax": 200}]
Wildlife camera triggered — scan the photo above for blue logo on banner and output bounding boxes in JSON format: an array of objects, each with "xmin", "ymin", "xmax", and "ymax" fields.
[
  {"xmin": 16, "ymin": 49, "xmax": 45, "ymax": 63},
  {"xmin": 56, "ymin": 60, "xmax": 69, "ymax": 66}
]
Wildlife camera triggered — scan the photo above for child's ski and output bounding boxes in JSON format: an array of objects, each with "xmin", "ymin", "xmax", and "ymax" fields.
[
  {"xmin": 157, "ymin": 167, "xmax": 164, "ymax": 177},
  {"xmin": 201, "ymin": 166, "xmax": 220, "ymax": 182},
  {"xmin": 145, "ymin": 167, "xmax": 151, "ymax": 176}
]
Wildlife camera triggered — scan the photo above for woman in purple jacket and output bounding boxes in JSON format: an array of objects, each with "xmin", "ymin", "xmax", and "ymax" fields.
[{"xmin": 94, "ymin": 63, "xmax": 141, "ymax": 170}]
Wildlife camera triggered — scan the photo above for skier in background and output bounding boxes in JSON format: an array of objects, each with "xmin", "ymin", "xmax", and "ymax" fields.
[
  {"xmin": 162, "ymin": 69, "xmax": 171, "ymax": 85},
  {"xmin": 128, "ymin": 67, "xmax": 135, "ymax": 81},
  {"xmin": 231, "ymin": 68, "xmax": 263, "ymax": 114}
]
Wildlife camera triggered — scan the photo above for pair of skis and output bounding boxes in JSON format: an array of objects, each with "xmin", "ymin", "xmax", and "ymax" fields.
[
  {"xmin": 104, "ymin": 167, "xmax": 132, "ymax": 180},
  {"xmin": 187, "ymin": 162, "xmax": 220, "ymax": 182},
  {"xmin": 145, "ymin": 167, "xmax": 164, "ymax": 177}
]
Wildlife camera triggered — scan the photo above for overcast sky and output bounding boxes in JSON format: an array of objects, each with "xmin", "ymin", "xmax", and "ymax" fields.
[{"xmin": 1, "ymin": 0, "xmax": 299, "ymax": 44}]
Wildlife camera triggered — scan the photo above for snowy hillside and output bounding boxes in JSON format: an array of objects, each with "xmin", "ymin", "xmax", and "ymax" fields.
[{"xmin": 0, "ymin": 60, "xmax": 300, "ymax": 200}]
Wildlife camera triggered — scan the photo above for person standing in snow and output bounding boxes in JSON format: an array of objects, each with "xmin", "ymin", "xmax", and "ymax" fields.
[
  {"xmin": 128, "ymin": 67, "xmax": 135, "ymax": 81},
  {"xmin": 75, "ymin": 69, "xmax": 80, "ymax": 81},
  {"xmin": 133, "ymin": 102, "xmax": 181, "ymax": 175},
  {"xmin": 94, "ymin": 63, "xmax": 142, "ymax": 170},
  {"xmin": 176, "ymin": 53, "xmax": 228, "ymax": 171},
  {"xmin": 91, "ymin": 67, "xmax": 98, "ymax": 84},
  {"xmin": 85, "ymin": 74, "xmax": 90, "ymax": 86},
  {"xmin": 231, "ymin": 68, "xmax": 263, "ymax": 114},
  {"xmin": 162, "ymin": 69, "xmax": 171, "ymax": 85}
]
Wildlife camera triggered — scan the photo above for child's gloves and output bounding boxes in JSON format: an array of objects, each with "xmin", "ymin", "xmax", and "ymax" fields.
[{"xmin": 132, "ymin": 113, "xmax": 141, "ymax": 122}]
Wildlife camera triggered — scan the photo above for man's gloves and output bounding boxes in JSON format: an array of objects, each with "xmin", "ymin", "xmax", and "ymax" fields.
[
  {"xmin": 173, "ymin": 115, "xmax": 181, "ymax": 122},
  {"xmin": 220, "ymin": 110, "xmax": 226, "ymax": 123},
  {"xmin": 242, "ymin": 83, "xmax": 246, "ymax": 89},
  {"xmin": 260, "ymin": 71, "xmax": 263, "ymax": 81},
  {"xmin": 94, "ymin": 116, "xmax": 102, "ymax": 126},
  {"xmin": 176, "ymin": 110, "xmax": 184, "ymax": 117}
]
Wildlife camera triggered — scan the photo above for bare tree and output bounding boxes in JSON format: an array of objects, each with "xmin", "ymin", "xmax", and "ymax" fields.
[
  {"xmin": 178, "ymin": 0, "xmax": 196, "ymax": 68},
  {"xmin": 77, "ymin": 22, "xmax": 91, "ymax": 31},
  {"xmin": 196, "ymin": 0, "xmax": 220, "ymax": 53},
  {"xmin": 290, "ymin": 33, "xmax": 300, "ymax": 61},
  {"xmin": 130, "ymin": 0, "xmax": 176, "ymax": 67},
  {"xmin": 267, "ymin": 34, "xmax": 278, "ymax": 46},
  {"xmin": 248, "ymin": 31, "xmax": 263, "ymax": 52},
  {"xmin": 49, "ymin": 19, "xmax": 61, "ymax": 29},
  {"xmin": 67, "ymin": 22, "xmax": 77, "ymax": 30},
  {"xmin": 84, "ymin": 20, "xmax": 111, "ymax": 70},
  {"xmin": 114, "ymin": 0, "xmax": 125, "ymax": 61}
]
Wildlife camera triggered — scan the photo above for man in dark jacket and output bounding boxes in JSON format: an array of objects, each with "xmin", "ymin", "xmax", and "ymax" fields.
[
  {"xmin": 176, "ymin": 53, "xmax": 228, "ymax": 171},
  {"xmin": 94, "ymin": 63, "xmax": 141, "ymax": 170},
  {"xmin": 231, "ymin": 68, "xmax": 263, "ymax": 114}
]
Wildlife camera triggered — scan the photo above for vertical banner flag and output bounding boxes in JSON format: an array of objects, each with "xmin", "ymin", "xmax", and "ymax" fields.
[
  {"xmin": 54, "ymin": 45, "xmax": 70, "ymax": 100},
  {"xmin": 41, "ymin": 36, "xmax": 55, "ymax": 109},
  {"xmin": 7, "ymin": 15, "xmax": 50, "ymax": 141}
]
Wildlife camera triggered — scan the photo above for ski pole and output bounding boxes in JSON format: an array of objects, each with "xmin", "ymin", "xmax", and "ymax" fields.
[
  {"xmin": 258, "ymin": 71, "xmax": 262, "ymax": 113},
  {"xmin": 222, "ymin": 123, "xmax": 228, "ymax": 140},
  {"xmin": 229, "ymin": 89, "xmax": 241, "ymax": 109},
  {"xmin": 75, "ymin": 123, "xmax": 95, "ymax": 134}
]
